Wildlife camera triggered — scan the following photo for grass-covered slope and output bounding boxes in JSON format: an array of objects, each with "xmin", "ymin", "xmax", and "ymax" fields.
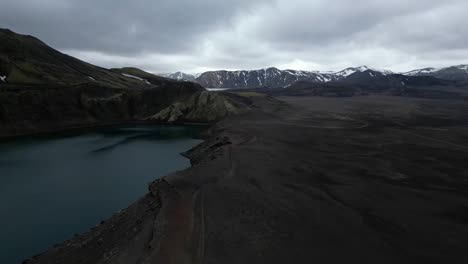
[{"xmin": 0, "ymin": 28, "xmax": 153, "ymax": 88}]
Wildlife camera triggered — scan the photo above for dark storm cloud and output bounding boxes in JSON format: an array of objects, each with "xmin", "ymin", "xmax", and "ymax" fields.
[
  {"xmin": 0, "ymin": 0, "xmax": 266, "ymax": 54},
  {"xmin": 1, "ymin": 0, "xmax": 467, "ymax": 73}
]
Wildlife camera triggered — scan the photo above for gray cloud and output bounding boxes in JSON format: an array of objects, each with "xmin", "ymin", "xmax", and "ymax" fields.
[
  {"xmin": 0, "ymin": 0, "xmax": 266, "ymax": 54},
  {"xmin": 1, "ymin": 0, "xmax": 467, "ymax": 73}
]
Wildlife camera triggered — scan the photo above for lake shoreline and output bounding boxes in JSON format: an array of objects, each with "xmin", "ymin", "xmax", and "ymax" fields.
[
  {"xmin": 0, "ymin": 120, "xmax": 213, "ymax": 142},
  {"xmin": 25, "ymin": 95, "xmax": 468, "ymax": 264},
  {"xmin": 0, "ymin": 124, "xmax": 204, "ymax": 264}
]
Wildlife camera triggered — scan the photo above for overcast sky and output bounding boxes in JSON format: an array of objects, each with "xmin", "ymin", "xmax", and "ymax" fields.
[{"xmin": 1, "ymin": 0, "xmax": 467, "ymax": 73}]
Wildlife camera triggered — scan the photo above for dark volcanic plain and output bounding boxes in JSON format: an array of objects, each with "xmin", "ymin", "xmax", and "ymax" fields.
[{"xmin": 26, "ymin": 94, "xmax": 468, "ymax": 264}]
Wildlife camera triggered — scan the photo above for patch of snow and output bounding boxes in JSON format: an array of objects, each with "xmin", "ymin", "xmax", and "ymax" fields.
[
  {"xmin": 421, "ymin": 68, "xmax": 437, "ymax": 74},
  {"xmin": 356, "ymin": 66, "xmax": 370, "ymax": 72},
  {"xmin": 378, "ymin": 69, "xmax": 394, "ymax": 75},
  {"xmin": 455, "ymin": 65, "xmax": 468, "ymax": 72},
  {"xmin": 334, "ymin": 66, "xmax": 392, "ymax": 77},
  {"xmin": 122, "ymin": 73, "xmax": 143, "ymax": 81},
  {"xmin": 401, "ymin": 81, "xmax": 406, "ymax": 86},
  {"xmin": 321, "ymin": 75, "xmax": 332, "ymax": 82},
  {"xmin": 335, "ymin": 68, "xmax": 357, "ymax": 77},
  {"xmin": 315, "ymin": 74, "xmax": 331, "ymax": 82},
  {"xmin": 88, "ymin": 76, "xmax": 96, "ymax": 81},
  {"xmin": 121, "ymin": 73, "xmax": 151, "ymax": 85},
  {"xmin": 364, "ymin": 66, "xmax": 392, "ymax": 75},
  {"xmin": 406, "ymin": 65, "xmax": 468, "ymax": 75},
  {"xmin": 404, "ymin": 67, "xmax": 438, "ymax": 76},
  {"xmin": 0, "ymin": 76, "xmax": 6, "ymax": 83},
  {"xmin": 257, "ymin": 76, "xmax": 263, "ymax": 86},
  {"xmin": 369, "ymin": 72, "xmax": 375, "ymax": 77},
  {"xmin": 158, "ymin": 73, "xmax": 171, "ymax": 77},
  {"xmin": 404, "ymin": 71, "xmax": 417, "ymax": 76}
]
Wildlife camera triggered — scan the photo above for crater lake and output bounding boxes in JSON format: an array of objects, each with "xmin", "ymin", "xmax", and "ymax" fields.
[{"xmin": 0, "ymin": 125, "xmax": 204, "ymax": 264}]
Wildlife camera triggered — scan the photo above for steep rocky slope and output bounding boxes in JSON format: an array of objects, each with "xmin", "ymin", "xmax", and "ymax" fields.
[
  {"xmin": 0, "ymin": 83, "xmax": 203, "ymax": 137},
  {"xmin": 147, "ymin": 91, "xmax": 252, "ymax": 123},
  {"xmin": 0, "ymin": 29, "xmax": 251, "ymax": 137}
]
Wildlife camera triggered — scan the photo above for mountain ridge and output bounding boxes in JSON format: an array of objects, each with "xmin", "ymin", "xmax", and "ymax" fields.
[
  {"xmin": 162, "ymin": 64, "xmax": 467, "ymax": 88},
  {"xmin": 404, "ymin": 64, "xmax": 468, "ymax": 81}
]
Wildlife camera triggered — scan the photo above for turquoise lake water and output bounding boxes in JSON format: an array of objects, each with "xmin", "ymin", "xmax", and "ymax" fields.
[{"xmin": 0, "ymin": 125, "xmax": 204, "ymax": 264}]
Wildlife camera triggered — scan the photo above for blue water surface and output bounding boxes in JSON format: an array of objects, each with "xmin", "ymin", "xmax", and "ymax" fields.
[{"xmin": 0, "ymin": 125, "xmax": 204, "ymax": 264}]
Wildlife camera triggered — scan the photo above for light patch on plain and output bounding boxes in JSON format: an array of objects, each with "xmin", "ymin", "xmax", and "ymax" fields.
[
  {"xmin": 0, "ymin": 76, "xmax": 6, "ymax": 83},
  {"xmin": 88, "ymin": 76, "xmax": 96, "ymax": 81}
]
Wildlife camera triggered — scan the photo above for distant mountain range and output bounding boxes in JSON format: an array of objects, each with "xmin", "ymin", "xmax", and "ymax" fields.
[
  {"xmin": 161, "ymin": 65, "xmax": 468, "ymax": 88},
  {"xmin": 404, "ymin": 65, "xmax": 468, "ymax": 81},
  {"xmin": 247, "ymin": 69, "xmax": 467, "ymax": 99}
]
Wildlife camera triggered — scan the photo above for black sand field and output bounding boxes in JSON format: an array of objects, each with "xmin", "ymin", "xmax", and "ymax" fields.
[{"xmin": 26, "ymin": 95, "xmax": 468, "ymax": 264}]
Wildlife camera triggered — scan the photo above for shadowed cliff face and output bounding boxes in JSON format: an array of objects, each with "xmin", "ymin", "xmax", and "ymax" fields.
[
  {"xmin": 0, "ymin": 84, "xmax": 261, "ymax": 137},
  {"xmin": 147, "ymin": 91, "xmax": 253, "ymax": 123},
  {"xmin": 0, "ymin": 83, "xmax": 206, "ymax": 137}
]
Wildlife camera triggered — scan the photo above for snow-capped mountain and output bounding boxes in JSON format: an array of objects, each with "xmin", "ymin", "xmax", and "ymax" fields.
[
  {"xmin": 193, "ymin": 66, "xmax": 394, "ymax": 88},
  {"xmin": 161, "ymin": 65, "xmax": 466, "ymax": 89},
  {"xmin": 160, "ymin": 72, "xmax": 197, "ymax": 81},
  {"xmin": 404, "ymin": 67, "xmax": 439, "ymax": 76},
  {"xmin": 196, "ymin": 68, "xmax": 327, "ymax": 88},
  {"xmin": 342, "ymin": 69, "xmax": 447, "ymax": 88},
  {"xmin": 403, "ymin": 65, "xmax": 468, "ymax": 81},
  {"xmin": 334, "ymin": 66, "xmax": 393, "ymax": 79}
]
